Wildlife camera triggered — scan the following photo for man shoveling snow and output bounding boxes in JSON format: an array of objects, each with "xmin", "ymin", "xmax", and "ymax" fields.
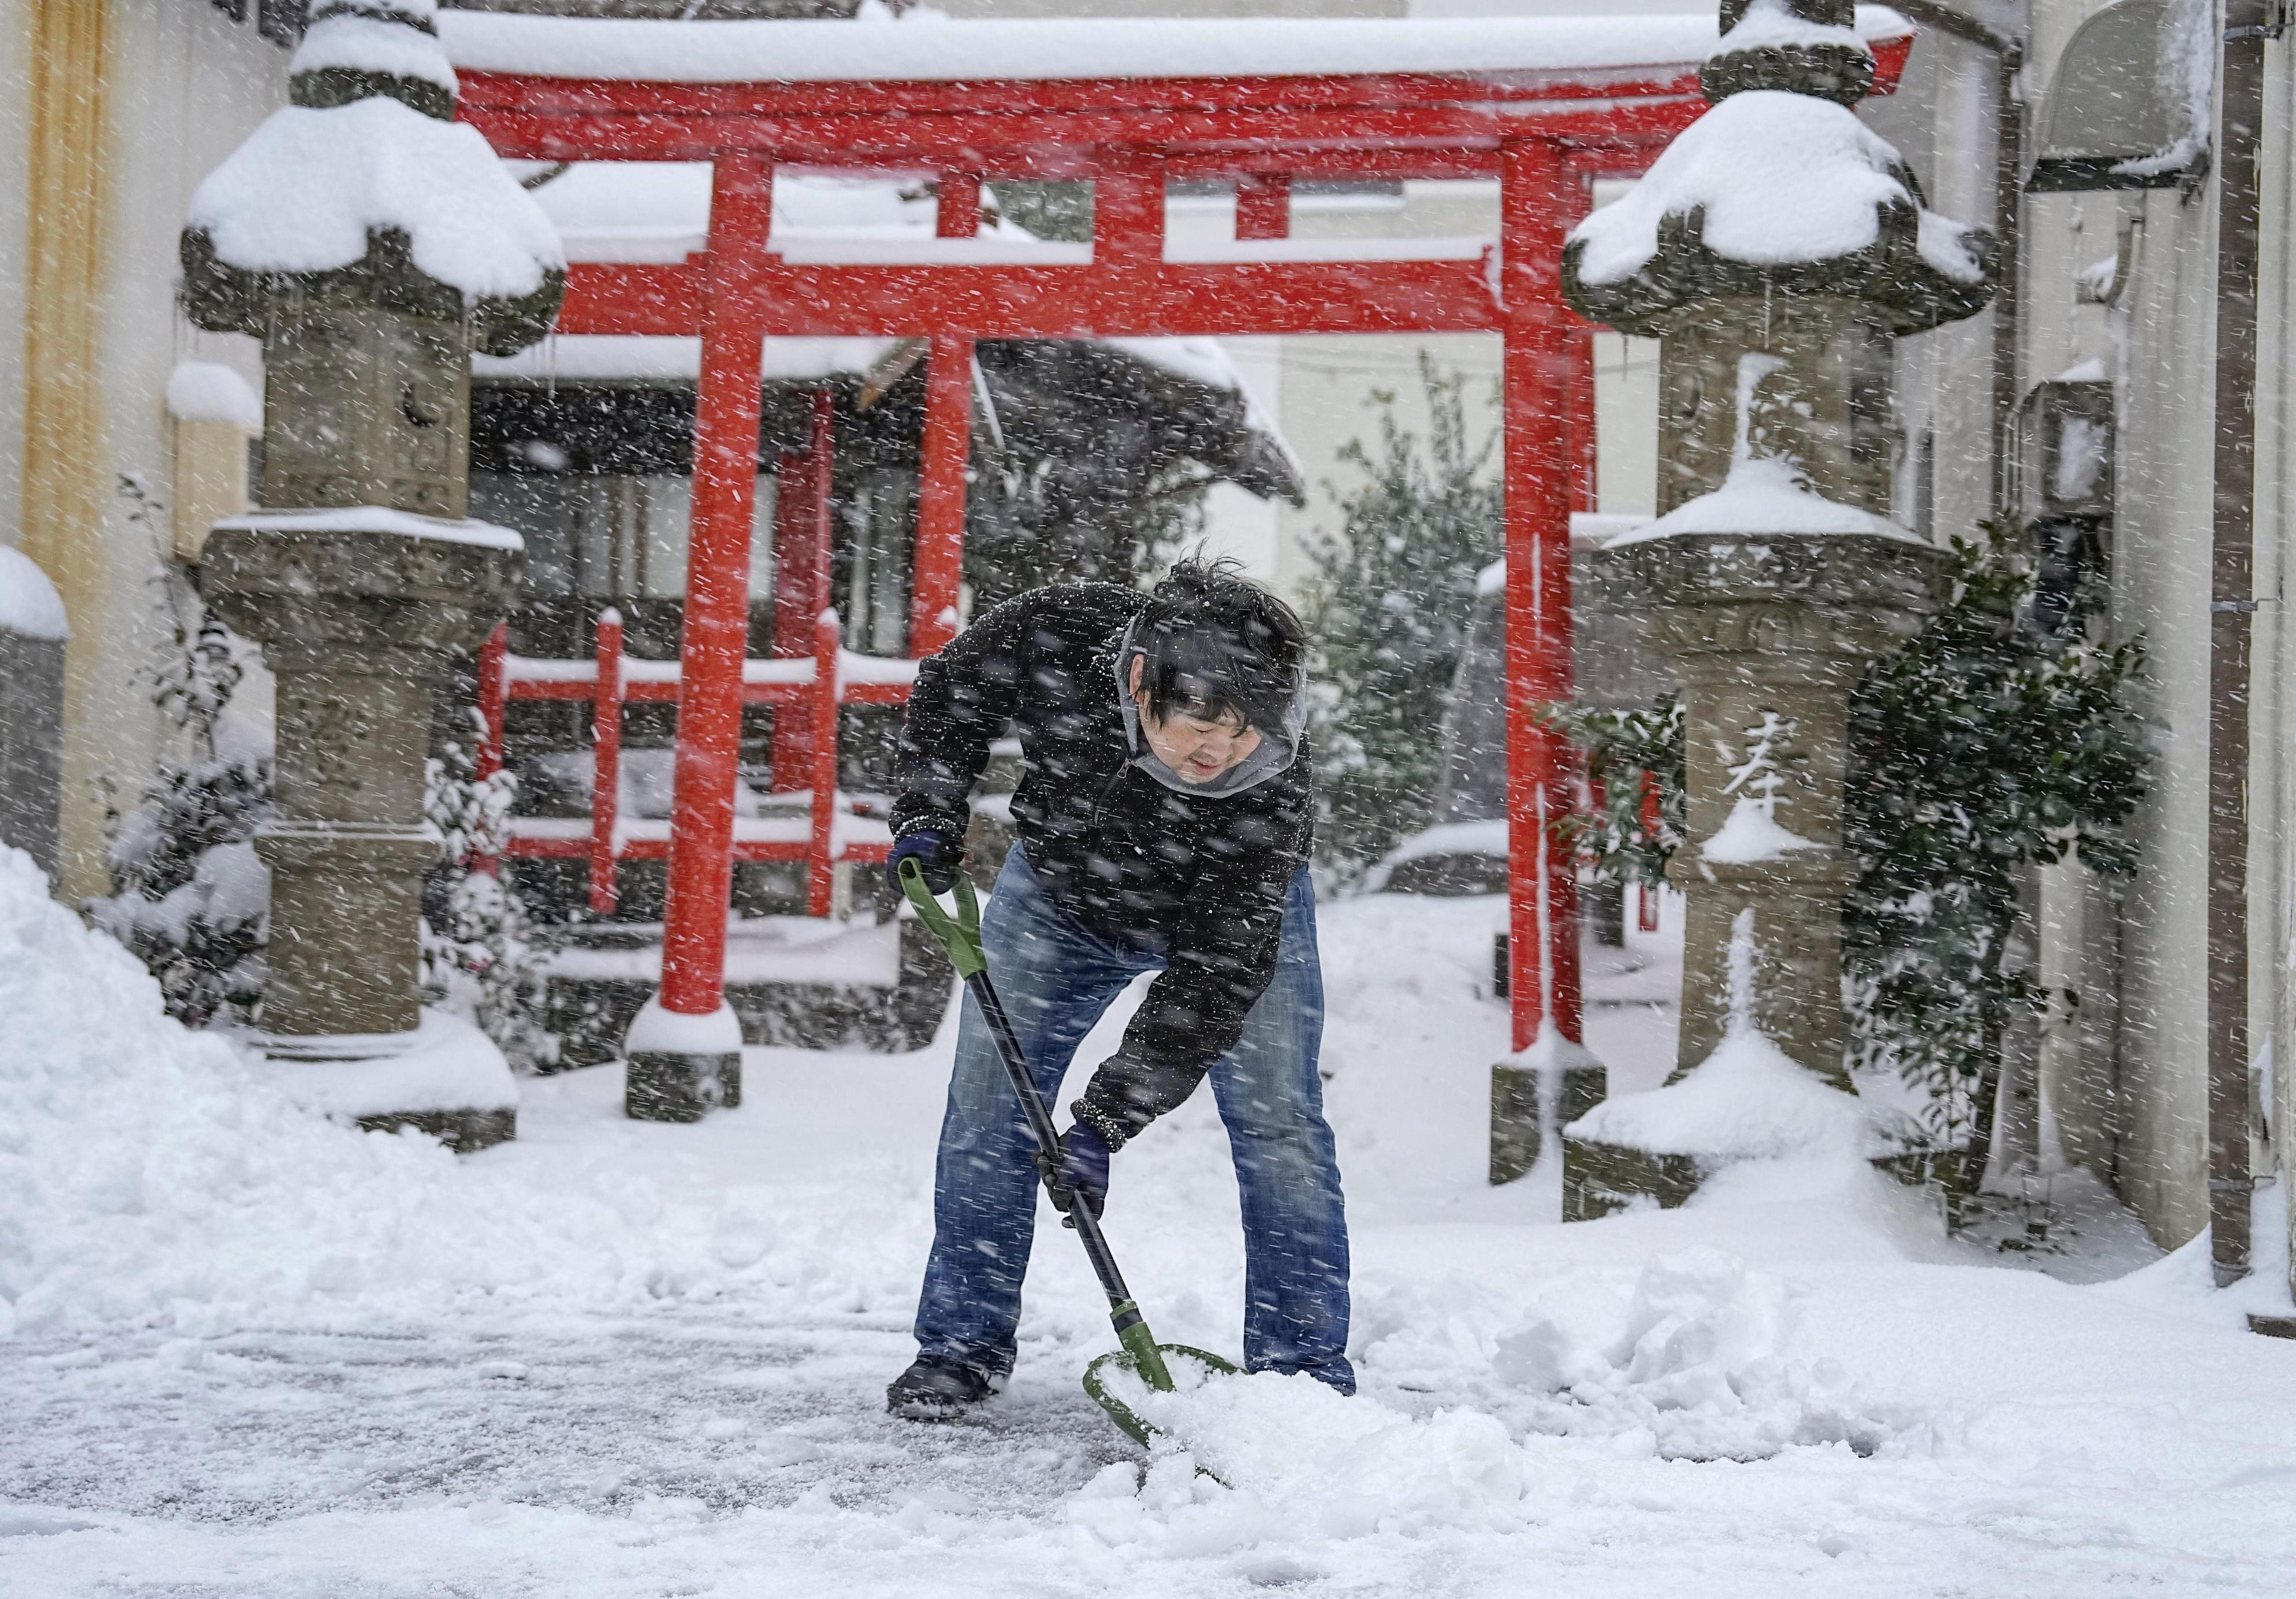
[{"xmin": 883, "ymin": 559, "xmax": 1352, "ymax": 1417}]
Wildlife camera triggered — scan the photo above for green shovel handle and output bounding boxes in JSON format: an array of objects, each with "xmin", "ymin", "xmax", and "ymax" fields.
[{"xmin": 896, "ymin": 854, "xmax": 986, "ymax": 979}]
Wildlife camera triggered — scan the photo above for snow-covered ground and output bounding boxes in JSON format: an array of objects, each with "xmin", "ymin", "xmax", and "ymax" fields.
[{"xmin": 6, "ymin": 849, "xmax": 2296, "ymax": 1596}]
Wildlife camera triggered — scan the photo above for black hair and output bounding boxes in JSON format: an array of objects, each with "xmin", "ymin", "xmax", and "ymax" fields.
[{"xmin": 1131, "ymin": 557, "xmax": 1306, "ymax": 735}]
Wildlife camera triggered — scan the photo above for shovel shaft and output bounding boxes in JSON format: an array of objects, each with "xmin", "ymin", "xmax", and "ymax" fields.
[
  {"xmin": 899, "ymin": 860, "xmax": 1168, "ymax": 1391},
  {"xmin": 964, "ymin": 970, "xmax": 1143, "ymax": 1320}
]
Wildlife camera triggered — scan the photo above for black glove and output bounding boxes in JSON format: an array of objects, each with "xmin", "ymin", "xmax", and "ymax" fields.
[
  {"xmin": 888, "ymin": 828, "xmax": 963, "ymax": 894},
  {"xmin": 1037, "ymin": 1122, "xmax": 1111, "ymax": 1220}
]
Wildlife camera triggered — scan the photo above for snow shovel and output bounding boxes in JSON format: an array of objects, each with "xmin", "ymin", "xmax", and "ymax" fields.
[{"xmin": 899, "ymin": 857, "xmax": 1238, "ymax": 1446}]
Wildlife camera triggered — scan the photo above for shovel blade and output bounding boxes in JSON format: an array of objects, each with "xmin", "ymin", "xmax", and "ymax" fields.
[{"xmin": 1081, "ymin": 1344, "xmax": 1241, "ymax": 1446}]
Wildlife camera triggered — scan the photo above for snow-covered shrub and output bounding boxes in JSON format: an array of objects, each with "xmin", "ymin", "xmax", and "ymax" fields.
[
  {"xmin": 91, "ymin": 494, "xmax": 271, "ymax": 1029},
  {"xmin": 1844, "ymin": 525, "xmax": 2147, "ymax": 1149},
  {"xmin": 1301, "ymin": 359, "xmax": 1503, "ymax": 881},
  {"xmin": 90, "ymin": 761, "xmax": 272, "ymax": 1029},
  {"xmin": 1557, "ymin": 525, "xmax": 2150, "ymax": 1158},
  {"xmin": 421, "ymin": 723, "xmax": 559, "ymax": 1071},
  {"xmin": 1553, "ymin": 692, "xmax": 1683, "ymax": 894}
]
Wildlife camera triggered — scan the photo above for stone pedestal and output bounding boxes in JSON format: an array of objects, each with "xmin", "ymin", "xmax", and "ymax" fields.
[
  {"xmin": 1491, "ymin": 1045, "xmax": 1606, "ymax": 1185},
  {"xmin": 1565, "ymin": 532, "xmax": 1939, "ymax": 1214},
  {"xmin": 624, "ymin": 997, "xmax": 743, "ymax": 1123},
  {"xmin": 197, "ymin": 514, "xmax": 525, "ymax": 1146}
]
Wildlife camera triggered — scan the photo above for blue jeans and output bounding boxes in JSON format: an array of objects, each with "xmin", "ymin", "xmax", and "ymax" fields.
[{"xmin": 913, "ymin": 845, "xmax": 1353, "ymax": 1392}]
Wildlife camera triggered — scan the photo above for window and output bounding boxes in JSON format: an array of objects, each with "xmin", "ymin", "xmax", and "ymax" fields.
[{"xmin": 2028, "ymin": 0, "xmax": 2212, "ymax": 192}]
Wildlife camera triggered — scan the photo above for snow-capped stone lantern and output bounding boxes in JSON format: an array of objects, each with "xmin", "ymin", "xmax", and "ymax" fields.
[
  {"xmin": 178, "ymin": 0, "xmax": 565, "ymax": 1152},
  {"xmin": 1557, "ymin": 0, "xmax": 1995, "ymax": 1214}
]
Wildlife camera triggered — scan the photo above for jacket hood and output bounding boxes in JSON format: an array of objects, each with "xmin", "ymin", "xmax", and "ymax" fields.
[{"xmin": 1111, "ymin": 617, "xmax": 1309, "ymax": 799}]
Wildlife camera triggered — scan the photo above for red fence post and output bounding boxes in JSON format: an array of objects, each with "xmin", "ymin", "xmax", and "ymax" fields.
[
  {"xmin": 771, "ymin": 388, "xmax": 834, "ymax": 791},
  {"xmin": 1499, "ymin": 135, "xmax": 1589, "ymax": 1063},
  {"xmin": 472, "ymin": 622, "xmax": 509, "ymax": 876},
  {"xmin": 1570, "ymin": 326, "xmax": 1599, "ymax": 514},
  {"xmin": 657, "ymin": 153, "xmax": 771, "ymax": 1027},
  {"xmin": 909, "ymin": 331, "xmax": 972, "ymax": 657},
  {"xmin": 937, "ymin": 171, "xmax": 981, "ymax": 239},
  {"xmin": 476, "ymin": 622, "xmax": 508, "ymax": 782},
  {"xmin": 808, "ymin": 609, "xmax": 841, "ymax": 918},
  {"xmin": 1094, "ymin": 156, "xmax": 1165, "ymax": 266},
  {"xmin": 1235, "ymin": 173, "xmax": 1290, "ymax": 241},
  {"xmin": 590, "ymin": 608, "xmax": 623, "ymax": 916}
]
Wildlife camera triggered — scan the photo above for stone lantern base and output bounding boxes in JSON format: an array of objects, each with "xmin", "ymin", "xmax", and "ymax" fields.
[
  {"xmin": 1489, "ymin": 1034, "xmax": 1605, "ymax": 1185},
  {"xmin": 196, "ymin": 510, "xmax": 526, "ymax": 1155},
  {"xmin": 1563, "ymin": 530, "xmax": 1941, "ymax": 1218},
  {"xmin": 263, "ymin": 1009, "xmax": 519, "ymax": 1153},
  {"xmin": 1563, "ymin": 1141, "xmax": 1705, "ymax": 1221}
]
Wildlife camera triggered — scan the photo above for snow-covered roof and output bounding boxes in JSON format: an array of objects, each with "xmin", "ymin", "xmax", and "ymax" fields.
[
  {"xmin": 472, "ymin": 330, "xmax": 1287, "ymax": 459},
  {"xmin": 1568, "ymin": 89, "xmax": 1985, "ymax": 288},
  {"xmin": 187, "ymin": 97, "xmax": 564, "ymax": 300},
  {"xmin": 437, "ymin": 7, "xmax": 1912, "ymax": 86},
  {"xmin": 475, "ymin": 334, "xmax": 888, "ymax": 383}
]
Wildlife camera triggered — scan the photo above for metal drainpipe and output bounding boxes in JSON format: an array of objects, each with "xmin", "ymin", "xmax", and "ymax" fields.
[
  {"xmin": 1886, "ymin": 1, "xmax": 2026, "ymax": 511},
  {"xmin": 2208, "ymin": 0, "xmax": 2274, "ymax": 1287}
]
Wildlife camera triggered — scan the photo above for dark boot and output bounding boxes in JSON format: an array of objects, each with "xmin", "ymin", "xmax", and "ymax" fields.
[{"xmin": 886, "ymin": 1357, "xmax": 995, "ymax": 1420}]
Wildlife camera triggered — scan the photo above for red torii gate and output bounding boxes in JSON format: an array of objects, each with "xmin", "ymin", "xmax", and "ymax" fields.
[{"xmin": 444, "ymin": 12, "xmax": 1912, "ymax": 1064}]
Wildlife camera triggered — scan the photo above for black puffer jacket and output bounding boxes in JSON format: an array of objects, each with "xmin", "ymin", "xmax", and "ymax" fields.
[{"xmin": 892, "ymin": 583, "xmax": 1313, "ymax": 1145}]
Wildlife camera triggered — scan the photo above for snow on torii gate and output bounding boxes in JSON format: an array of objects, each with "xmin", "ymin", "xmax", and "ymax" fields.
[{"xmin": 440, "ymin": 9, "xmax": 1914, "ymax": 1065}]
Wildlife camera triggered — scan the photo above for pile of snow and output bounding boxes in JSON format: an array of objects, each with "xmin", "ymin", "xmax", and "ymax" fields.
[
  {"xmin": 0, "ymin": 847, "xmax": 773, "ymax": 1338},
  {"xmin": 1068, "ymin": 1246, "xmax": 1910, "ymax": 1554},
  {"xmin": 188, "ymin": 100, "xmax": 562, "ymax": 299},
  {"xmin": 1570, "ymin": 909, "xmax": 1898, "ymax": 1159},
  {"xmin": 1493, "ymin": 1247, "xmax": 1903, "ymax": 1461},
  {"xmin": 163, "ymin": 361, "xmax": 263, "ymax": 430},
  {"xmin": 1571, "ymin": 1025, "xmax": 1874, "ymax": 1160},
  {"xmin": 1076, "ymin": 1362, "xmax": 1530, "ymax": 1551},
  {"xmin": 0, "ymin": 544, "xmax": 68, "ymax": 641},
  {"xmin": 265, "ymin": 1012, "xmax": 518, "ymax": 1119},
  {"xmin": 1609, "ymin": 452, "xmax": 1914, "ymax": 542},
  {"xmin": 1569, "ymin": 89, "xmax": 1987, "ymax": 286}
]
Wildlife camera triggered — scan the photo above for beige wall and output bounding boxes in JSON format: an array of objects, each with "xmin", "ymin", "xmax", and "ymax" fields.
[
  {"xmin": 8, "ymin": 0, "xmax": 282, "ymax": 902},
  {"xmin": 0, "ymin": 6, "xmax": 28, "ymax": 561}
]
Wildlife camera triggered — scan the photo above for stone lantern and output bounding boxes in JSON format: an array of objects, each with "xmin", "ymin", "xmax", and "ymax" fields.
[
  {"xmin": 179, "ymin": 0, "xmax": 565, "ymax": 1150},
  {"xmin": 1555, "ymin": 0, "xmax": 1997, "ymax": 1213}
]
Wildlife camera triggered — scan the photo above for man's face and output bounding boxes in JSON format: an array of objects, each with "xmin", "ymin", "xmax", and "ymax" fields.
[{"xmin": 1129, "ymin": 657, "xmax": 1263, "ymax": 783}]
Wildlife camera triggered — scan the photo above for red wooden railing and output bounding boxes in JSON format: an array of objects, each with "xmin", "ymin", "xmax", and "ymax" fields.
[{"xmin": 476, "ymin": 609, "xmax": 915, "ymax": 920}]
